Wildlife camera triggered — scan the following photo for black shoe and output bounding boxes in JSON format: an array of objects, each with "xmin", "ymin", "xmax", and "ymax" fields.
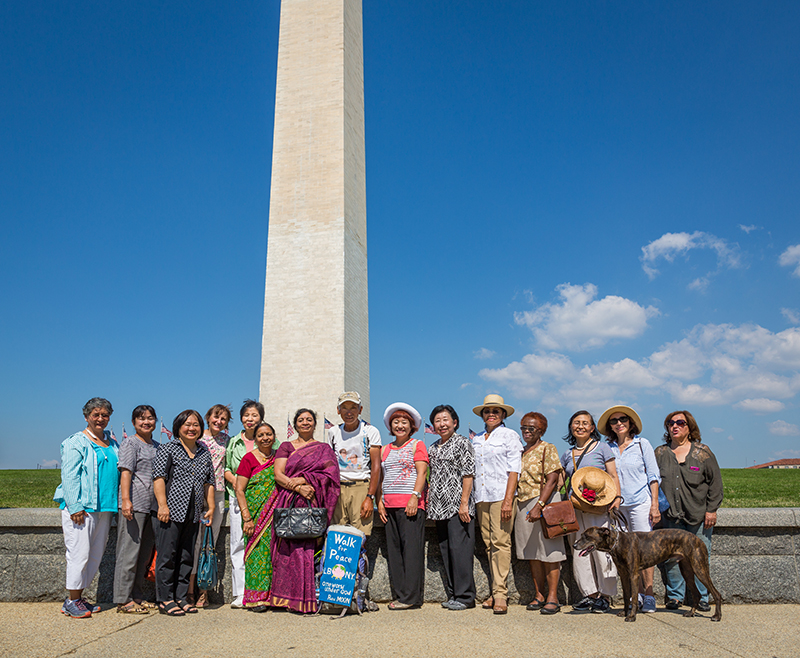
[
  {"xmin": 591, "ymin": 597, "xmax": 610, "ymax": 613},
  {"xmin": 572, "ymin": 596, "xmax": 594, "ymax": 612},
  {"xmin": 526, "ymin": 598, "xmax": 544, "ymax": 611},
  {"xmin": 665, "ymin": 598, "xmax": 683, "ymax": 610},
  {"xmin": 696, "ymin": 601, "xmax": 711, "ymax": 612}
]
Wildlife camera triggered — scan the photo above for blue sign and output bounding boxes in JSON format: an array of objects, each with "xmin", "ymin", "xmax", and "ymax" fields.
[{"xmin": 319, "ymin": 525, "xmax": 364, "ymax": 607}]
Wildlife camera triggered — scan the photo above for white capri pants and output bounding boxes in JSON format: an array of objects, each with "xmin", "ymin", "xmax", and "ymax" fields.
[
  {"xmin": 619, "ymin": 499, "xmax": 653, "ymax": 533},
  {"xmin": 228, "ymin": 497, "xmax": 245, "ymax": 598},
  {"xmin": 61, "ymin": 510, "xmax": 113, "ymax": 590},
  {"xmin": 570, "ymin": 509, "xmax": 617, "ymax": 598}
]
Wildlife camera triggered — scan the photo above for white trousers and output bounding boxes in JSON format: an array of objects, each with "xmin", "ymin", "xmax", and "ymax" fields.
[
  {"xmin": 619, "ymin": 500, "xmax": 653, "ymax": 533},
  {"xmin": 228, "ymin": 498, "xmax": 245, "ymax": 598},
  {"xmin": 61, "ymin": 509, "xmax": 113, "ymax": 591},
  {"xmin": 571, "ymin": 509, "xmax": 617, "ymax": 598},
  {"xmin": 191, "ymin": 490, "xmax": 225, "ymax": 576}
]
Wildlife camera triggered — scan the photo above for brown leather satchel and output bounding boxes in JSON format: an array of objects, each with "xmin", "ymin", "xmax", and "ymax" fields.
[
  {"xmin": 534, "ymin": 444, "xmax": 579, "ymax": 539},
  {"xmin": 541, "ymin": 501, "xmax": 579, "ymax": 539}
]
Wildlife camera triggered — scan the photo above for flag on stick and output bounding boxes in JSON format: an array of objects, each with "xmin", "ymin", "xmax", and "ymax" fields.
[
  {"xmin": 287, "ymin": 416, "xmax": 295, "ymax": 439},
  {"xmin": 160, "ymin": 417, "xmax": 173, "ymax": 439},
  {"xmin": 424, "ymin": 423, "xmax": 437, "ymax": 435},
  {"xmin": 122, "ymin": 423, "xmax": 128, "ymax": 440},
  {"xmin": 324, "ymin": 417, "xmax": 334, "ymax": 430}
]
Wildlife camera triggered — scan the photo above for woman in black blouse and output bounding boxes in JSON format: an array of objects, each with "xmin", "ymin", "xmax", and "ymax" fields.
[
  {"xmin": 654, "ymin": 410, "xmax": 723, "ymax": 613},
  {"xmin": 152, "ymin": 410, "xmax": 215, "ymax": 616}
]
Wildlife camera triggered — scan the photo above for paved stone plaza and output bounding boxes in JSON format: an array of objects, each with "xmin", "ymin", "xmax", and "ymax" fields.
[{"xmin": 1, "ymin": 602, "xmax": 796, "ymax": 658}]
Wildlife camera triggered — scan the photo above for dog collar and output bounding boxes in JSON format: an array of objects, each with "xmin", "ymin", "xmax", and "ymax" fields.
[{"xmin": 609, "ymin": 526, "xmax": 619, "ymax": 550}]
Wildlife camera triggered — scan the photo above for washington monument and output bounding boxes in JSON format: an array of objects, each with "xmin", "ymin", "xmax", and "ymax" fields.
[{"xmin": 260, "ymin": 0, "xmax": 370, "ymax": 428}]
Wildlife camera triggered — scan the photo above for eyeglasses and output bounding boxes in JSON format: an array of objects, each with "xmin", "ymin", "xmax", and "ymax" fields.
[
  {"xmin": 667, "ymin": 419, "xmax": 688, "ymax": 427},
  {"xmin": 609, "ymin": 416, "xmax": 629, "ymax": 426},
  {"xmin": 520, "ymin": 426, "xmax": 542, "ymax": 434},
  {"xmin": 572, "ymin": 421, "xmax": 592, "ymax": 428}
]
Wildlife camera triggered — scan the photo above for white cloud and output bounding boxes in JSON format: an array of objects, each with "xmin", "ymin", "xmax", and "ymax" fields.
[
  {"xmin": 514, "ymin": 283, "xmax": 659, "ymax": 351},
  {"xmin": 40, "ymin": 459, "xmax": 59, "ymax": 468},
  {"xmin": 781, "ymin": 308, "xmax": 800, "ymax": 325},
  {"xmin": 482, "ymin": 322, "xmax": 800, "ymax": 411},
  {"xmin": 711, "ymin": 427, "xmax": 724, "ymax": 433},
  {"xmin": 473, "ymin": 348, "xmax": 496, "ymax": 360},
  {"xmin": 779, "ymin": 244, "xmax": 800, "ymax": 277},
  {"xmin": 640, "ymin": 231, "xmax": 742, "ymax": 281},
  {"xmin": 739, "ymin": 224, "xmax": 760, "ymax": 234},
  {"xmin": 727, "ymin": 435, "xmax": 735, "ymax": 442},
  {"xmin": 768, "ymin": 420, "xmax": 800, "ymax": 437},
  {"xmin": 733, "ymin": 398, "xmax": 785, "ymax": 413},
  {"xmin": 774, "ymin": 449, "xmax": 800, "ymax": 458},
  {"xmin": 688, "ymin": 277, "xmax": 710, "ymax": 292}
]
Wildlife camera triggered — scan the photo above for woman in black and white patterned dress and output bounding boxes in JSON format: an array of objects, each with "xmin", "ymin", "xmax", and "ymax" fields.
[{"xmin": 427, "ymin": 404, "xmax": 476, "ymax": 610}]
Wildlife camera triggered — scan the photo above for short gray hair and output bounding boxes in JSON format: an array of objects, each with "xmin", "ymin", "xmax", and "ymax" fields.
[{"xmin": 83, "ymin": 397, "xmax": 113, "ymax": 417}]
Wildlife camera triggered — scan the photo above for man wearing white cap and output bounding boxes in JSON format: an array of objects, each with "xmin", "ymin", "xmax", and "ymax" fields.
[{"xmin": 325, "ymin": 392, "xmax": 382, "ymax": 536}]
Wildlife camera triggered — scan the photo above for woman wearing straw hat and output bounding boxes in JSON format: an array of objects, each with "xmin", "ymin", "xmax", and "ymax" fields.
[
  {"xmin": 598, "ymin": 404, "xmax": 661, "ymax": 614},
  {"xmin": 377, "ymin": 402, "xmax": 429, "ymax": 610},
  {"xmin": 471, "ymin": 394, "xmax": 522, "ymax": 614},
  {"xmin": 559, "ymin": 410, "xmax": 621, "ymax": 614}
]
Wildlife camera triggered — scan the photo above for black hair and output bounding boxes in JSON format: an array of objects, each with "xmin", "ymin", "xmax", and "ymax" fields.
[
  {"xmin": 429, "ymin": 404, "xmax": 460, "ymax": 431},
  {"xmin": 239, "ymin": 399, "xmax": 265, "ymax": 422},
  {"xmin": 131, "ymin": 405, "xmax": 157, "ymax": 423},
  {"xmin": 172, "ymin": 409, "xmax": 204, "ymax": 440},
  {"xmin": 293, "ymin": 408, "xmax": 318, "ymax": 431},
  {"xmin": 563, "ymin": 410, "xmax": 601, "ymax": 447}
]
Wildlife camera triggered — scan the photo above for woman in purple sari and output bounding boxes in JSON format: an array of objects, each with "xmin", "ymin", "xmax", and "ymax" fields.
[
  {"xmin": 234, "ymin": 422, "xmax": 279, "ymax": 612},
  {"xmin": 269, "ymin": 408, "xmax": 340, "ymax": 613}
]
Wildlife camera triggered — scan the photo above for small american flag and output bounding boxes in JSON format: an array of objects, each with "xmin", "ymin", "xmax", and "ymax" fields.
[
  {"xmin": 160, "ymin": 418, "xmax": 173, "ymax": 439},
  {"xmin": 287, "ymin": 417, "xmax": 295, "ymax": 439},
  {"xmin": 424, "ymin": 423, "xmax": 437, "ymax": 434},
  {"xmin": 110, "ymin": 427, "xmax": 117, "ymax": 441},
  {"xmin": 122, "ymin": 423, "xmax": 128, "ymax": 440},
  {"xmin": 324, "ymin": 417, "xmax": 334, "ymax": 429},
  {"xmin": 469, "ymin": 427, "xmax": 477, "ymax": 439}
]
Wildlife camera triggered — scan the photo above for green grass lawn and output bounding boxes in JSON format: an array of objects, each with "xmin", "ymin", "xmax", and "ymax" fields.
[
  {"xmin": 0, "ymin": 469, "xmax": 62, "ymax": 508},
  {"xmin": 0, "ymin": 468, "xmax": 798, "ymax": 509}
]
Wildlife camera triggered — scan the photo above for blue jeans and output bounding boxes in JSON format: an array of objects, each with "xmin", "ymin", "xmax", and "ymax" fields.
[{"xmin": 661, "ymin": 517, "xmax": 713, "ymax": 604}]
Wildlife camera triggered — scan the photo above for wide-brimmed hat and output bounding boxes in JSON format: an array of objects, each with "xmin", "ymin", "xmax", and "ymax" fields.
[
  {"xmin": 472, "ymin": 394, "xmax": 515, "ymax": 418},
  {"xmin": 597, "ymin": 405, "xmax": 643, "ymax": 437},
  {"xmin": 383, "ymin": 402, "xmax": 423, "ymax": 433},
  {"xmin": 571, "ymin": 467, "xmax": 617, "ymax": 513}
]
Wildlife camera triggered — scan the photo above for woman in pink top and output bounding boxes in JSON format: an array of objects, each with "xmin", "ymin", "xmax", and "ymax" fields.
[{"xmin": 377, "ymin": 402, "xmax": 429, "ymax": 610}]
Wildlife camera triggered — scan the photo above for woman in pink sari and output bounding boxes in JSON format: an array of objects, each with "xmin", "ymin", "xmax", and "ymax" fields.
[
  {"xmin": 269, "ymin": 408, "xmax": 340, "ymax": 613},
  {"xmin": 234, "ymin": 422, "xmax": 279, "ymax": 612}
]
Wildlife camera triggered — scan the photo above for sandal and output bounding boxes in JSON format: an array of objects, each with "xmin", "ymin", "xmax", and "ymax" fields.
[
  {"xmin": 158, "ymin": 601, "xmax": 185, "ymax": 616},
  {"xmin": 526, "ymin": 598, "xmax": 545, "ymax": 611},
  {"xmin": 177, "ymin": 599, "xmax": 199, "ymax": 614},
  {"xmin": 135, "ymin": 600, "xmax": 157, "ymax": 609},
  {"xmin": 387, "ymin": 601, "xmax": 415, "ymax": 610},
  {"xmin": 195, "ymin": 590, "xmax": 209, "ymax": 608},
  {"xmin": 116, "ymin": 601, "xmax": 148, "ymax": 614},
  {"xmin": 481, "ymin": 596, "xmax": 494, "ymax": 609},
  {"xmin": 540, "ymin": 601, "xmax": 561, "ymax": 615}
]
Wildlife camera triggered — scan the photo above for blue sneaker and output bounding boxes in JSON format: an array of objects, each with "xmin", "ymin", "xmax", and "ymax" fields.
[
  {"xmin": 80, "ymin": 598, "xmax": 101, "ymax": 613},
  {"xmin": 641, "ymin": 595, "xmax": 656, "ymax": 613},
  {"xmin": 61, "ymin": 598, "xmax": 92, "ymax": 618}
]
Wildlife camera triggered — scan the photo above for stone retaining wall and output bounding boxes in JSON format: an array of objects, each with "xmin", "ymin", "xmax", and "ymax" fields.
[{"xmin": 1, "ymin": 508, "xmax": 797, "ymax": 604}]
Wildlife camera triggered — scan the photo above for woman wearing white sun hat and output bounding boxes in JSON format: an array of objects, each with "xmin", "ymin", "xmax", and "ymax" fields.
[
  {"xmin": 598, "ymin": 404, "xmax": 660, "ymax": 614},
  {"xmin": 471, "ymin": 394, "xmax": 522, "ymax": 615},
  {"xmin": 377, "ymin": 402, "xmax": 429, "ymax": 610}
]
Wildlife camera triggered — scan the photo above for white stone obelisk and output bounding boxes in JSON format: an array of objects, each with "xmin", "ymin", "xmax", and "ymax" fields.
[{"xmin": 260, "ymin": 0, "xmax": 369, "ymax": 432}]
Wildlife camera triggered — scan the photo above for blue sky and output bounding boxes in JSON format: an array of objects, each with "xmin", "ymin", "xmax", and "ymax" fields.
[{"xmin": 1, "ymin": 1, "xmax": 798, "ymax": 470}]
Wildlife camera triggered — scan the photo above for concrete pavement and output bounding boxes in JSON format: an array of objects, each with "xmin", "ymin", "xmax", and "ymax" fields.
[{"xmin": 1, "ymin": 602, "xmax": 796, "ymax": 658}]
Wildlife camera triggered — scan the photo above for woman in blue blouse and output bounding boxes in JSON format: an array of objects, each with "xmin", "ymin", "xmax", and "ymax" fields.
[
  {"xmin": 53, "ymin": 397, "xmax": 120, "ymax": 619},
  {"xmin": 598, "ymin": 404, "xmax": 660, "ymax": 614},
  {"xmin": 152, "ymin": 410, "xmax": 215, "ymax": 616}
]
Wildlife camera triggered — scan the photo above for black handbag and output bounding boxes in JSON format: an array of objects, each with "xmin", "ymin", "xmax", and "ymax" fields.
[{"xmin": 273, "ymin": 493, "xmax": 328, "ymax": 540}]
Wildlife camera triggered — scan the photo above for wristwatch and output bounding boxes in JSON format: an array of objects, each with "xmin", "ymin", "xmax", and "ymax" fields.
[
  {"xmin": 366, "ymin": 493, "xmax": 375, "ymax": 501},
  {"xmin": 537, "ymin": 499, "xmax": 546, "ymax": 508},
  {"xmin": 412, "ymin": 491, "xmax": 423, "ymax": 500}
]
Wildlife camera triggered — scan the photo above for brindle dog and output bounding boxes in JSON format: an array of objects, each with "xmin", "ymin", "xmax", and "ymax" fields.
[{"xmin": 573, "ymin": 527, "xmax": 722, "ymax": 622}]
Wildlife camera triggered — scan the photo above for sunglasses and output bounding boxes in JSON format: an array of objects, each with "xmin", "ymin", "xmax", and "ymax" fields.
[
  {"xmin": 608, "ymin": 416, "xmax": 629, "ymax": 426},
  {"xmin": 520, "ymin": 426, "xmax": 542, "ymax": 434},
  {"xmin": 667, "ymin": 419, "xmax": 688, "ymax": 427}
]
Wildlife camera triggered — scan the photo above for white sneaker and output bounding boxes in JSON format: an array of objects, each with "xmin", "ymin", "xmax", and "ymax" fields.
[{"xmin": 231, "ymin": 596, "xmax": 245, "ymax": 609}]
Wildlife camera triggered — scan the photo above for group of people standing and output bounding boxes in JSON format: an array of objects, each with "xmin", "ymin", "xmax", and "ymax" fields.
[{"xmin": 54, "ymin": 392, "xmax": 722, "ymax": 618}]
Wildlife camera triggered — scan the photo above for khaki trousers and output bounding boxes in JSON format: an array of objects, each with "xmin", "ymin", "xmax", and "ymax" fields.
[
  {"xmin": 476, "ymin": 500, "xmax": 516, "ymax": 598},
  {"xmin": 332, "ymin": 480, "xmax": 374, "ymax": 536}
]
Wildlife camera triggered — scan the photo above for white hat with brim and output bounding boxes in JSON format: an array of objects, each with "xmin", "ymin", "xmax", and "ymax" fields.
[
  {"xmin": 597, "ymin": 405, "xmax": 643, "ymax": 437},
  {"xmin": 472, "ymin": 393, "xmax": 515, "ymax": 418},
  {"xmin": 383, "ymin": 402, "xmax": 423, "ymax": 434}
]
